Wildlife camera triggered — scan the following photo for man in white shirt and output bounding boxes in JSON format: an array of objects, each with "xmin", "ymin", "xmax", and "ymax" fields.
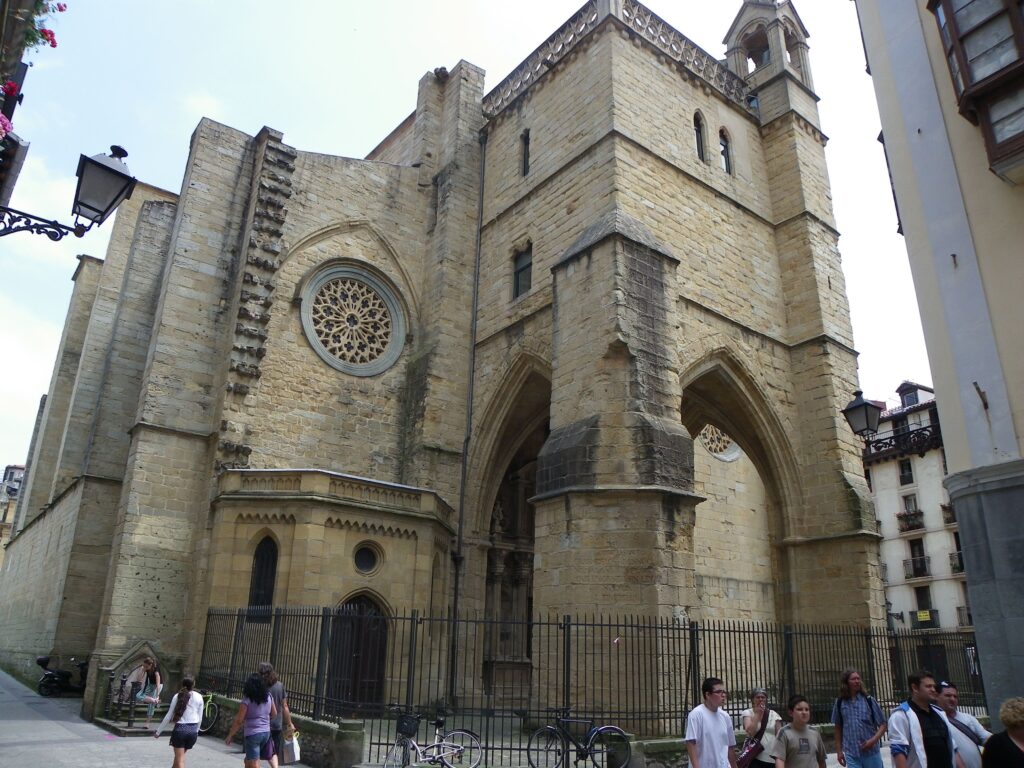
[
  {"xmin": 937, "ymin": 682, "xmax": 990, "ymax": 768},
  {"xmin": 686, "ymin": 677, "xmax": 739, "ymax": 768}
]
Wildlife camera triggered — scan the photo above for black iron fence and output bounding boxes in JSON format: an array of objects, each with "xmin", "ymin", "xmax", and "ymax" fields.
[{"xmin": 198, "ymin": 608, "xmax": 985, "ymax": 765}]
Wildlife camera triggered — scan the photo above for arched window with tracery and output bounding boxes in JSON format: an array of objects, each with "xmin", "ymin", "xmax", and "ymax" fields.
[
  {"xmin": 719, "ymin": 129, "xmax": 732, "ymax": 175},
  {"xmin": 694, "ymin": 113, "xmax": 706, "ymax": 162},
  {"xmin": 248, "ymin": 536, "xmax": 278, "ymax": 609}
]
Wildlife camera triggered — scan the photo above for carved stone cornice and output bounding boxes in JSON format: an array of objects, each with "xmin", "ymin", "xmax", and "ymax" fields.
[
  {"xmin": 214, "ymin": 468, "xmax": 455, "ymax": 533},
  {"xmin": 482, "ymin": 0, "xmax": 753, "ymax": 119}
]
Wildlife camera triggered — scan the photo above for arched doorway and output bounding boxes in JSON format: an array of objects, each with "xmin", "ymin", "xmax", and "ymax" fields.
[
  {"xmin": 326, "ymin": 594, "xmax": 388, "ymax": 715},
  {"xmin": 474, "ymin": 366, "xmax": 551, "ymax": 701},
  {"xmin": 680, "ymin": 357, "xmax": 798, "ymax": 623}
]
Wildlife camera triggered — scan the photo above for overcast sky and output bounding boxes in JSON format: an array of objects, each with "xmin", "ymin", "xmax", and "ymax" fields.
[{"xmin": 0, "ymin": 0, "xmax": 931, "ymax": 464}]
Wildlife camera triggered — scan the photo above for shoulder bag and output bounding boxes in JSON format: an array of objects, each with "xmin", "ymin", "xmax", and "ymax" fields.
[{"xmin": 737, "ymin": 706, "xmax": 770, "ymax": 768}]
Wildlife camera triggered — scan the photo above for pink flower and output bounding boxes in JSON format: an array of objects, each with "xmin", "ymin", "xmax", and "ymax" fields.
[
  {"xmin": 2, "ymin": 81, "xmax": 17, "ymax": 98},
  {"xmin": 0, "ymin": 115, "xmax": 12, "ymax": 140},
  {"xmin": 40, "ymin": 28, "xmax": 57, "ymax": 47},
  {"xmin": 57, "ymin": 2, "xmax": 67, "ymax": 10}
]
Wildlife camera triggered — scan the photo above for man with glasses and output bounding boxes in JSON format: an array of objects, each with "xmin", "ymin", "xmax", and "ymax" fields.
[{"xmin": 686, "ymin": 677, "xmax": 739, "ymax": 768}]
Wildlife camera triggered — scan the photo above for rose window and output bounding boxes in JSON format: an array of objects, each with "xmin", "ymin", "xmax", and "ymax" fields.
[
  {"xmin": 698, "ymin": 424, "xmax": 742, "ymax": 462},
  {"xmin": 300, "ymin": 265, "xmax": 406, "ymax": 376},
  {"xmin": 311, "ymin": 278, "xmax": 392, "ymax": 364}
]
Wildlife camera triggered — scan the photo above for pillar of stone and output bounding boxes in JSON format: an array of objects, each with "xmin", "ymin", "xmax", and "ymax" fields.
[
  {"xmin": 533, "ymin": 213, "xmax": 701, "ymax": 616},
  {"xmin": 531, "ymin": 214, "xmax": 698, "ymax": 732}
]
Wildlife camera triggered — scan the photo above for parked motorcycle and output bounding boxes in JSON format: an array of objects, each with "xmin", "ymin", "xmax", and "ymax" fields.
[{"xmin": 36, "ymin": 655, "xmax": 88, "ymax": 696}]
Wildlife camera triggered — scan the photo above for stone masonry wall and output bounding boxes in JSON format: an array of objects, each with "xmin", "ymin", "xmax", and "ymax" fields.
[
  {"xmin": 16, "ymin": 256, "xmax": 102, "ymax": 529},
  {"xmin": 692, "ymin": 438, "xmax": 776, "ymax": 620},
  {"xmin": 0, "ymin": 481, "xmax": 82, "ymax": 678},
  {"xmin": 48, "ymin": 187, "xmax": 177, "ymax": 497},
  {"xmin": 94, "ymin": 119, "xmax": 257, "ymax": 660}
]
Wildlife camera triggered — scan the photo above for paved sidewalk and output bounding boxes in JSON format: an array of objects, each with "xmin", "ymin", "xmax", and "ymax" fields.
[
  {"xmin": 0, "ymin": 668, "xmax": 245, "ymax": 767},
  {"xmin": 1, "ymin": 666, "xmax": 898, "ymax": 768}
]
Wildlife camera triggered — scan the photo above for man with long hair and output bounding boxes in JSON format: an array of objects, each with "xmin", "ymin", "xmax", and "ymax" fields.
[
  {"xmin": 831, "ymin": 668, "xmax": 886, "ymax": 768},
  {"xmin": 259, "ymin": 662, "xmax": 295, "ymax": 761}
]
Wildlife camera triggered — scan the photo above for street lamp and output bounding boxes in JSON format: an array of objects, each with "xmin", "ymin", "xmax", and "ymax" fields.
[
  {"xmin": 842, "ymin": 390, "xmax": 883, "ymax": 438},
  {"xmin": 0, "ymin": 145, "xmax": 136, "ymax": 240}
]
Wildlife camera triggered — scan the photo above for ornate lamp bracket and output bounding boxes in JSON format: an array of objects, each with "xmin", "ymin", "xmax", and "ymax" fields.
[{"xmin": 0, "ymin": 205, "xmax": 88, "ymax": 240}]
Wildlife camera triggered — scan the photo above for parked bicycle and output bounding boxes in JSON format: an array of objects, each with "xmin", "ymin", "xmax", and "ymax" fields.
[
  {"xmin": 527, "ymin": 708, "xmax": 631, "ymax": 768},
  {"xmin": 198, "ymin": 690, "xmax": 219, "ymax": 734},
  {"xmin": 383, "ymin": 705, "xmax": 482, "ymax": 768}
]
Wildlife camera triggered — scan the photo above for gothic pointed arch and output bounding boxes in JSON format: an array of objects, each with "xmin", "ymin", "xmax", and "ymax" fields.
[
  {"xmin": 284, "ymin": 219, "xmax": 421, "ymax": 320},
  {"xmin": 679, "ymin": 349, "xmax": 801, "ymax": 524},
  {"xmin": 326, "ymin": 591, "xmax": 390, "ymax": 715},
  {"xmin": 467, "ymin": 352, "xmax": 552, "ymax": 536},
  {"xmin": 247, "ymin": 534, "xmax": 278, "ymax": 610},
  {"xmin": 336, "ymin": 589, "xmax": 393, "ymax": 616},
  {"xmin": 693, "ymin": 111, "xmax": 708, "ymax": 163},
  {"xmin": 680, "ymin": 350, "xmax": 806, "ymax": 621}
]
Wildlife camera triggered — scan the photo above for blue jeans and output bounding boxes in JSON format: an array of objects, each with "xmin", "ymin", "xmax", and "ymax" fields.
[
  {"xmin": 244, "ymin": 731, "xmax": 271, "ymax": 761},
  {"xmin": 845, "ymin": 751, "xmax": 885, "ymax": 768}
]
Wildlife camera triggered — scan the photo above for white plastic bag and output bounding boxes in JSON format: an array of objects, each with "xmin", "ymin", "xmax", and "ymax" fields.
[{"xmin": 283, "ymin": 731, "xmax": 301, "ymax": 764}]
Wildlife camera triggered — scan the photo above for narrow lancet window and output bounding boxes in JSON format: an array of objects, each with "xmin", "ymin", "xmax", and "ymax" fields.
[
  {"xmin": 694, "ymin": 114, "xmax": 706, "ymax": 162},
  {"xmin": 719, "ymin": 130, "xmax": 732, "ymax": 174},
  {"xmin": 248, "ymin": 536, "xmax": 278, "ymax": 610}
]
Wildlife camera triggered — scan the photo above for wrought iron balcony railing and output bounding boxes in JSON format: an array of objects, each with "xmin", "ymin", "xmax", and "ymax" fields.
[
  {"xmin": 912, "ymin": 608, "xmax": 941, "ymax": 630},
  {"xmin": 864, "ymin": 423, "xmax": 943, "ymax": 462},
  {"xmin": 942, "ymin": 504, "xmax": 956, "ymax": 525},
  {"xmin": 950, "ymin": 551, "xmax": 965, "ymax": 574},
  {"xmin": 957, "ymin": 606, "xmax": 973, "ymax": 627},
  {"xmin": 880, "ymin": 562, "xmax": 888, "ymax": 583},
  {"xmin": 897, "ymin": 511, "xmax": 925, "ymax": 532},
  {"xmin": 904, "ymin": 556, "xmax": 931, "ymax": 580}
]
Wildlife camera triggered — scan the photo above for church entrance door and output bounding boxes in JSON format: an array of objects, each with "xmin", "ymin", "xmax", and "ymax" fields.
[{"xmin": 326, "ymin": 595, "xmax": 387, "ymax": 715}]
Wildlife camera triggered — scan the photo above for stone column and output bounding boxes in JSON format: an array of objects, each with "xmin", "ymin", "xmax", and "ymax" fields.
[{"xmin": 534, "ymin": 212, "xmax": 701, "ymax": 620}]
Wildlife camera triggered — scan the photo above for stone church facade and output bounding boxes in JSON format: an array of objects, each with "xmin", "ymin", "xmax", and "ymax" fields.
[{"xmin": 1, "ymin": 0, "xmax": 883, "ymax": 714}]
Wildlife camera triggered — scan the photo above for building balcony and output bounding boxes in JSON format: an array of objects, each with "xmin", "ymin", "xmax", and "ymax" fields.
[
  {"xmin": 942, "ymin": 504, "xmax": 956, "ymax": 526},
  {"xmin": 912, "ymin": 608, "xmax": 940, "ymax": 630},
  {"xmin": 897, "ymin": 511, "xmax": 925, "ymax": 533},
  {"xmin": 957, "ymin": 606, "xmax": 973, "ymax": 628},
  {"xmin": 880, "ymin": 562, "xmax": 888, "ymax": 583},
  {"xmin": 904, "ymin": 556, "xmax": 931, "ymax": 580},
  {"xmin": 950, "ymin": 551, "xmax": 965, "ymax": 574},
  {"xmin": 864, "ymin": 423, "xmax": 942, "ymax": 463}
]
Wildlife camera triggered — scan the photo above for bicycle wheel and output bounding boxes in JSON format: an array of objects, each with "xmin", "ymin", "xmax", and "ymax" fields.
[
  {"xmin": 528, "ymin": 726, "xmax": 567, "ymax": 768},
  {"xmin": 589, "ymin": 726, "xmax": 630, "ymax": 768},
  {"xmin": 384, "ymin": 736, "xmax": 414, "ymax": 768},
  {"xmin": 199, "ymin": 700, "xmax": 219, "ymax": 733},
  {"xmin": 441, "ymin": 729, "xmax": 482, "ymax": 768}
]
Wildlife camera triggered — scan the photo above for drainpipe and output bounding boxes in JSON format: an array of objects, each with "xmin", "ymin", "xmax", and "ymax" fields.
[{"xmin": 448, "ymin": 126, "xmax": 488, "ymax": 703}]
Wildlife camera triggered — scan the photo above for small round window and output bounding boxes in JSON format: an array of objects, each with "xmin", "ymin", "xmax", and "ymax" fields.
[
  {"xmin": 354, "ymin": 543, "xmax": 381, "ymax": 574},
  {"xmin": 300, "ymin": 265, "xmax": 406, "ymax": 376}
]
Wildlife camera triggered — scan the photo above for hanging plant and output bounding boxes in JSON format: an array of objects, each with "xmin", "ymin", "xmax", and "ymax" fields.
[{"xmin": 22, "ymin": 2, "xmax": 67, "ymax": 52}]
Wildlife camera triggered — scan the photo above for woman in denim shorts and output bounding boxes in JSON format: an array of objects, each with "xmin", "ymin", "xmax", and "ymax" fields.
[{"xmin": 225, "ymin": 673, "xmax": 278, "ymax": 767}]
